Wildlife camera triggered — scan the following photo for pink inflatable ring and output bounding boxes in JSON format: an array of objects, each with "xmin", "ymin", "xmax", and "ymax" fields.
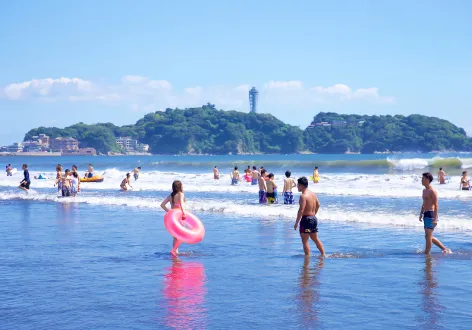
[{"xmin": 164, "ymin": 209, "xmax": 205, "ymax": 244}]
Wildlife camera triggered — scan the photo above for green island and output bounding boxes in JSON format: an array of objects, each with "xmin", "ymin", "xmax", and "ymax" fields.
[{"xmin": 24, "ymin": 106, "xmax": 472, "ymax": 154}]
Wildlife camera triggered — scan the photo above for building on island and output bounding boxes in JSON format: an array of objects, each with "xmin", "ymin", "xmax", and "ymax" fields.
[
  {"xmin": 116, "ymin": 137, "xmax": 138, "ymax": 152},
  {"xmin": 136, "ymin": 143, "xmax": 150, "ymax": 153},
  {"xmin": 249, "ymin": 87, "xmax": 259, "ymax": 113},
  {"xmin": 62, "ymin": 147, "xmax": 97, "ymax": 156},
  {"xmin": 29, "ymin": 134, "xmax": 50, "ymax": 147},
  {"xmin": 50, "ymin": 137, "xmax": 79, "ymax": 152},
  {"xmin": 23, "ymin": 143, "xmax": 43, "ymax": 153},
  {"xmin": 7, "ymin": 143, "xmax": 24, "ymax": 153}
]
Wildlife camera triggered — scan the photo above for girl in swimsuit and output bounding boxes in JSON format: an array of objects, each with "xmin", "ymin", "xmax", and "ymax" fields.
[
  {"xmin": 71, "ymin": 172, "xmax": 79, "ymax": 196},
  {"xmin": 54, "ymin": 164, "xmax": 63, "ymax": 193},
  {"xmin": 460, "ymin": 171, "xmax": 470, "ymax": 191},
  {"xmin": 72, "ymin": 165, "xmax": 81, "ymax": 193},
  {"xmin": 160, "ymin": 180, "xmax": 187, "ymax": 256},
  {"xmin": 120, "ymin": 173, "xmax": 133, "ymax": 191}
]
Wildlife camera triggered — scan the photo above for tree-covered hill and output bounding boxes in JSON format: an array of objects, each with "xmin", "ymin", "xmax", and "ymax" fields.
[
  {"xmin": 23, "ymin": 107, "xmax": 472, "ymax": 154},
  {"xmin": 304, "ymin": 112, "xmax": 472, "ymax": 153},
  {"xmin": 24, "ymin": 106, "xmax": 304, "ymax": 154}
]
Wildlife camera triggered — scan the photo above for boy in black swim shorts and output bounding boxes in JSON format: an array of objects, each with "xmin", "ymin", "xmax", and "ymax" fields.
[
  {"xmin": 293, "ymin": 177, "xmax": 325, "ymax": 256},
  {"xmin": 18, "ymin": 164, "xmax": 31, "ymax": 192}
]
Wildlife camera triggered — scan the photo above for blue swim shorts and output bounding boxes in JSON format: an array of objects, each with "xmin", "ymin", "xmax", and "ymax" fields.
[{"xmin": 423, "ymin": 210, "xmax": 437, "ymax": 230}]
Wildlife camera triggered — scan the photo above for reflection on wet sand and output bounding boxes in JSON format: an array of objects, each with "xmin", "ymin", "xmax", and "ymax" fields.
[
  {"xmin": 418, "ymin": 256, "xmax": 443, "ymax": 328},
  {"xmin": 162, "ymin": 259, "xmax": 207, "ymax": 329},
  {"xmin": 296, "ymin": 256, "xmax": 324, "ymax": 327}
]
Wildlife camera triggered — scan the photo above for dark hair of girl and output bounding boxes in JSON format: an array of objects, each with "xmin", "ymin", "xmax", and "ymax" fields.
[{"xmin": 171, "ymin": 180, "xmax": 184, "ymax": 204}]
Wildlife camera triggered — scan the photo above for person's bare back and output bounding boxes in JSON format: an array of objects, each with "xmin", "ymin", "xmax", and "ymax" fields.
[
  {"xmin": 283, "ymin": 177, "xmax": 296, "ymax": 192},
  {"xmin": 294, "ymin": 177, "xmax": 324, "ymax": 255},
  {"xmin": 438, "ymin": 169, "xmax": 446, "ymax": 184},
  {"xmin": 266, "ymin": 180, "xmax": 276, "ymax": 193},
  {"xmin": 301, "ymin": 189, "xmax": 319, "ymax": 216}
]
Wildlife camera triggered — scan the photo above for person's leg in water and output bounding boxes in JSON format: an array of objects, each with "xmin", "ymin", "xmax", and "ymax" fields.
[
  {"xmin": 310, "ymin": 232, "xmax": 325, "ymax": 256},
  {"xmin": 171, "ymin": 237, "xmax": 182, "ymax": 256},
  {"xmin": 424, "ymin": 226, "xmax": 448, "ymax": 254},
  {"xmin": 300, "ymin": 233, "xmax": 311, "ymax": 255},
  {"xmin": 300, "ymin": 232, "xmax": 325, "ymax": 256}
]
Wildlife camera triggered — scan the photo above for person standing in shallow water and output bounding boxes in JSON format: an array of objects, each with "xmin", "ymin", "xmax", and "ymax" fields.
[
  {"xmin": 437, "ymin": 167, "xmax": 447, "ymax": 184},
  {"xmin": 230, "ymin": 166, "xmax": 239, "ymax": 185},
  {"xmin": 258, "ymin": 169, "xmax": 267, "ymax": 204},
  {"xmin": 283, "ymin": 170, "xmax": 297, "ymax": 204},
  {"xmin": 160, "ymin": 180, "xmax": 187, "ymax": 256},
  {"xmin": 213, "ymin": 166, "xmax": 219, "ymax": 180},
  {"xmin": 18, "ymin": 164, "xmax": 31, "ymax": 192},
  {"xmin": 419, "ymin": 172, "xmax": 451, "ymax": 254},
  {"xmin": 294, "ymin": 177, "xmax": 325, "ymax": 256}
]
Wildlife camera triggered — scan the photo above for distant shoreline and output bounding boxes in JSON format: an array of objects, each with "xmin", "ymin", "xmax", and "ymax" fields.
[
  {"xmin": 0, "ymin": 152, "xmax": 153, "ymax": 157},
  {"xmin": 0, "ymin": 151, "xmax": 470, "ymax": 157}
]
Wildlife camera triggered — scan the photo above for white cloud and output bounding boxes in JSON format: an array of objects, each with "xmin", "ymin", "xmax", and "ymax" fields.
[
  {"xmin": 121, "ymin": 75, "xmax": 172, "ymax": 90},
  {"xmin": 1, "ymin": 77, "xmax": 394, "ymax": 109},
  {"xmin": 265, "ymin": 80, "xmax": 303, "ymax": 89},
  {"xmin": 3, "ymin": 77, "xmax": 93, "ymax": 100},
  {"xmin": 313, "ymin": 84, "xmax": 394, "ymax": 103}
]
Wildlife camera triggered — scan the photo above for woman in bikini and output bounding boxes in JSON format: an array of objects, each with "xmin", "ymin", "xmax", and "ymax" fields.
[
  {"xmin": 120, "ymin": 173, "xmax": 133, "ymax": 191},
  {"xmin": 460, "ymin": 171, "xmax": 470, "ymax": 191},
  {"xmin": 160, "ymin": 180, "xmax": 187, "ymax": 256}
]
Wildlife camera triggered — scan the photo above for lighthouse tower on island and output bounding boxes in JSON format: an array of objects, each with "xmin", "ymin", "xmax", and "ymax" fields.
[{"xmin": 249, "ymin": 87, "xmax": 258, "ymax": 113}]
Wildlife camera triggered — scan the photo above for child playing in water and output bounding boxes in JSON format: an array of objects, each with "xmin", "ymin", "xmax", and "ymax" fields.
[
  {"xmin": 283, "ymin": 170, "xmax": 297, "ymax": 204},
  {"xmin": 133, "ymin": 167, "xmax": 141, "ymax": 181},
  {"xmin": 258, "ymin": 169, "xmax": 267, "ymax": 204},
  {"xmin": 160, "ymin": 180, "xmax": 187, "ymax": 256},
  {"xmin": 266, "ymin": 173, "xmax": 278, "ymax": 204},
  {"xmin": 54, "ymin": 164, "xmax": 63, "ymax": 193}
]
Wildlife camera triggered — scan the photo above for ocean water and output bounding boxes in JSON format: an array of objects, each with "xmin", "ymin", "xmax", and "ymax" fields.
[{"xmin": 1, "ymin": 154, "xmax": 472, "ymax": 329}]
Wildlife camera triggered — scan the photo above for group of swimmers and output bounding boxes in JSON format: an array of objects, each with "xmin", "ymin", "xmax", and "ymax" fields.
[
  {"xmin": 53, "ymin": 164, "xmax": 84, "ymax": 197},
  {"xmin": 161, "ymin": 170, "xmax": 452, "ymax": 257},
  {"xmin": 120, "ymin": 167, "xmax": 141, "ymax": 191},
  {"xmin": 437, "ymin": 167, "xmax": 470, "ymax": 190},
  {"xmin": 214, "ymin": 165, "xmax": 321, "ymax": 205}
]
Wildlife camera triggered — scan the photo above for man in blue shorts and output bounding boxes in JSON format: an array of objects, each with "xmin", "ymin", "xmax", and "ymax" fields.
[
  {"xmin": 283, "ymin": 170, "xmax": 296, "ymax": 204},
  {"xmin": 251, "ymin": 166, "xmax": 259, "ymax": 185},
  {"xmin": 294, "ymin": 177, "xmax": 325, "ymax": 256},
  {"xmin": 419, "ymin": 172, "xmax": 451, "ymax": 254}
]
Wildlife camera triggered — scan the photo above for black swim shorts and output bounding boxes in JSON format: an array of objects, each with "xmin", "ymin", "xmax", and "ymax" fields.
[
  {"xmin": 62, "ymin": 187, "xmax": 71, "ymax": 197},
  {"xmin": 299, "ymin": 215, "xmax": 318, "ymax": 234},
  {"xmin": 20, "ymin": 182, "xmax": 30, "ymax": 190}
]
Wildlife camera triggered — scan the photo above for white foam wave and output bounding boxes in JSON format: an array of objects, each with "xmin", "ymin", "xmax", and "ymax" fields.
[
  {"xmin": 0, "ymin": 191, "xmax": 470, "ymax": 231},
  {"xmin": 2, "ymin": 169, "xmax": 471, "ymax": 200},
  {"xmin": 388, "ymin": 158, "xmax": 429, "ymax": 171}
]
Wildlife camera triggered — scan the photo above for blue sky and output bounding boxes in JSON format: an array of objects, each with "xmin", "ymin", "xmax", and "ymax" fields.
[{"xmin": 0, "ymin": 0, "xmax": 471, "ymax": 145}]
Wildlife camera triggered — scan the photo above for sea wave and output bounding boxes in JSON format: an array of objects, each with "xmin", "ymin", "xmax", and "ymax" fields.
[
  {"xmin": 150, "ymin": 157, "xmax": 472, "ymax": 171},
  {"xmin": 0, "ymin": 192, "xmax": 470, "ymax": 231},
  {"xmin": 1, "ymin": 170, "xmax": 470, "ymax": 199}
]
